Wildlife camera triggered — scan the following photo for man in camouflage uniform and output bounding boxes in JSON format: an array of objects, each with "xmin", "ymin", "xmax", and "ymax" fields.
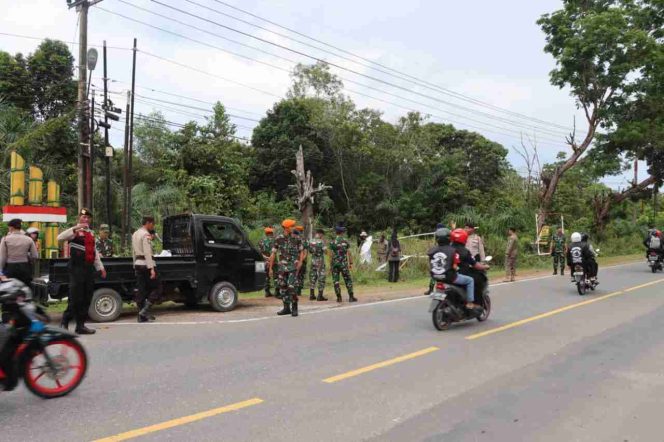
[
  {"xmin": 329, "ymin": 225, "xmax": 357, "ymax": 303},
  {"xmin": 258, "ymin": 227, "xmax": 276, "ymax": 297},
  {"xmin": 504, "ymin": 227, "xmax": 519, "ymax": 282},
  {"xmin": 549, "ymin": 227, "xmax": 567, "ymax": 276},
  {"xmin": 294, "ymin": 225, "xmax": 309, "ymax": 299},
  {"xmin": 269, "ymin": 219, "xmax": 304, "ymax": 317},
  {"xmin": 308, "ymin": 228, "xmax": 328, "ymax": 301},
  {"xmin": 96, "ymin": 224, "xmax": 114, "ymax": 258}
]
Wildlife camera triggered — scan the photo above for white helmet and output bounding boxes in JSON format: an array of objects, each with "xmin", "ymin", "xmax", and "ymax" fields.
[{"xmin": 571, "ymin": 232, "xmax": 582, "ymax": 242}]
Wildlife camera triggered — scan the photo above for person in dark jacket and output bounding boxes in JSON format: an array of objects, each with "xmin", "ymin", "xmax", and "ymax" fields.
[{"xmin": 387, "ymin": 228, "xmax": 402, "ymax": 282}]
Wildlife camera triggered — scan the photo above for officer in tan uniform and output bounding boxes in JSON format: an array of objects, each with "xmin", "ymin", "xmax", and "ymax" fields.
[{"xmin": 132, "ymin": 216, "xmax": 158, "ymax": 322}]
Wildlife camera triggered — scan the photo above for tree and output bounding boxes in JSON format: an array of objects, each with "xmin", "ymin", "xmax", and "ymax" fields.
[
  {"xmin": 0, "ymin": 52, "xmax": 32, "ymax": 112},
  {"xmin": 287, "ymin": 62, "xmax": 343, "ymax": 99},
  {"xmin": 27, "ymin": 40, "xmax": 76, "ymax": 121},
  {"xmin": 536, "ymin": 0, "xmax": 660, "ymax": 232}
]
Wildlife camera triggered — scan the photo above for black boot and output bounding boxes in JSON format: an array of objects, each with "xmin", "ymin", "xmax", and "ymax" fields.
[
  {"xmin": 349, "ymin": 295, "xmax": 358, "ymax": 303},
  {"xmin": 309, "ymin": 289, "xmax": 316, "ymax": 301},
  {"xmin": 291, "ymin": 301, "xmax": 298, "ymax": 317},
  {"xmin": 317, "ymin": 290, "xmax": 327, "ymax": 301},
  {"xmin": 138, "ymin": 301, "xmax": 155, "ymax": 322},
  {"xmin": 336, "ymin": 294, "xmax": 342, "ymax": 303},
  {"xmin": 265, "ymin": 291, "xmax": 273, "ymax": 298},
  {"xmin": 277, "ymin": 301, "xmax": 291, "ymax": 315},
  {"xmin": 75, "ymin": 319, "xmax": 96, "ymax": 335}
]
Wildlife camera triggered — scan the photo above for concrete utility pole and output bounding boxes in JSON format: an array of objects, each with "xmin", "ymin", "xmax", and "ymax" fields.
[{"xmin": 67, "ymin": 0, "xmax": 104, "ymax": 212}]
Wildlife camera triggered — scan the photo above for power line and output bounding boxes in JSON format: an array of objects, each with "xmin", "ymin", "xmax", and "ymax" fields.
[
  {"xmin": 95, "ymin": 5, "xmax": 566, "ymax": 144},
  {"xmin": 201, "ymin": 0, "xmax": 577, "ymax": 132}
]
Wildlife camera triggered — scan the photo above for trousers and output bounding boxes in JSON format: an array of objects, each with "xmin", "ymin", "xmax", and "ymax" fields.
[
  {"xmin": 135, "ymin": 267, "xmax": 161, "ymax": 308},
  {"xmin": 65, "ymin": 264, "xmax": 96, "ymax": 323},
  {"xmin": 552, "ymin": 252, "xmax": 565, "ymax": 273},
  {"xmin": 388, "ymin": 261, "xmax": 400, "ymax": 282},
  {"xmin": 453, "ymin": 274, "xmax": 475, "ymax": 303}
]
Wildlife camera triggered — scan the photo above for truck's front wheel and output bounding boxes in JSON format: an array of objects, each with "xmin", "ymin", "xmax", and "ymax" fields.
[
  {"xmin": 89, "ymin": 288, "xmax": 123, "ymax": 322},
  {"xmin": 208, "ymin": 282, "xmax": 238, "ymax": 312}
]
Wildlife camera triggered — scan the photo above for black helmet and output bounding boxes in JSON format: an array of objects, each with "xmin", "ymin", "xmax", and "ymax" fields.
[
  {"xmin": 581, "ymin": 233, "xmax": 589, "ymax": 242},
  {"xmin": 435, "ymin": 228, "xmax": 451, "ymax": 245}
]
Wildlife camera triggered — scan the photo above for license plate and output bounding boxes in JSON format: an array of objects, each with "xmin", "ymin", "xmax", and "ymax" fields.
[
  {"xmin": 649, "ymin": 256, "xmax": 658, "ymax": 262},
  {"xmin": 430, "ymin": 291, "xmax": 446, "ymax": 301},
  {"xmin": 573, "ymin": 272, "xmax": 583, "ymax": 276}
]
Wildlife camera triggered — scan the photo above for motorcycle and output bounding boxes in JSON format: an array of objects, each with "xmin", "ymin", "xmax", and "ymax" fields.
[
  {"xmin": 429, "ymin": 258, "xmax": 492, "ymax": 331},
  {"xmin": 647, "ymin": 251, "xmax": 663, "ymax": 273},
  {"xmin": 571, "ymin": 264, "xmax": 598, "ymax": 296},
  {"xmin": 0, "ymin": 280, "xmax": 87, "ymax": 398}
]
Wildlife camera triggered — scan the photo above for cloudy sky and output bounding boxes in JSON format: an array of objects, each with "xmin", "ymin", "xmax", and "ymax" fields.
[{"xmin": 0, "ymin": 0, "xmax": 635, "ymax": 188}]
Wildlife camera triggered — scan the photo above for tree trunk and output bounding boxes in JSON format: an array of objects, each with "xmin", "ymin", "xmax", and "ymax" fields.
[{"xmin": 594, "ymin": 176, "xmax": 656, "ymax": 235}]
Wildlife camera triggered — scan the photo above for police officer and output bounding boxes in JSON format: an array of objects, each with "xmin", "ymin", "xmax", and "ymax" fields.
[
  {"xmin": 133, "ymin": 216, "xmax": 158, "ymax": 322},
  {"xmin": 269, "ymin": 219, "xmax": 304, "ymax": 317},
  {"xmin": 0, "ymin": 219, "xmax": 38, "ymax": 287},
  {"xmin": 258, "ymin": 227, "xmax": 276, "ymax": 297},
  {"xmin": 329, "ymin": 225, "xmax": 357, "ymax": 303},
  {"xmin": 294, "ymin": 225, "xmax": 309, "ymax": 299},
  {"xmin": 96, "ymin": 224, "xmax": 114, "ymax": 258},
  {"xmin": 308, "ymin": 229, "xmax": 328, "ymax": 301},
  {"xmin": 57, "ymin": 209, "xmax": 107, "ymax": 334}
]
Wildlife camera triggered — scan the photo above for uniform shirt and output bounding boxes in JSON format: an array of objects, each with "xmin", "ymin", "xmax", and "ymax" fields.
[
  {"xmin": 308, "ymin": 238, "xmax": 327, "ymax": 268},
  {"xmin": 57, "ymin": 227, "xmax": 105, "ymax": 271},
  {"xmin": 272, "ymin": 234, "xmax": 302, "ymax": 272},
  {"xmin": 550, "ymin": 233, "xmax": 566, "ymax": 254},
  {"xmin": 329, "ymin": 236, "xmax": 351, "ymax": 268},
  {"xmin": 376, "ymin": 240, "xmax": 388, "ymax": 260},
  {"xmin": 132, "ymin": 227, "xmax": 156, "ymax": 269},
  {"xmin": 0, "ymin": 231, "xmax": 39, "ymax": 269},
  {"xmin": 258, "ymin": 236, "xmax": 274, "ymax": 259},
  {"xmin": 96, "ymin": 238, "xmax": 114, "ymax": 258},
  {"xmin": 466, "ymin": 234, "xmax": 486, "ymax": 261},
  {"xmin": 505, "ymin": 234, "xmax": 519, "ymax": 258}
]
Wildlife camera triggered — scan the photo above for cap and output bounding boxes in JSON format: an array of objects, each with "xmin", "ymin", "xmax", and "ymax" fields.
[
  {"xmin": 335, "ymin": 225, "xmax": 347, "ymax": 233},
  {"xmin": 360, "ymin": 231, "xmax": 368, "ymax": 237},
  {"xmin": 264, "ymin": 227, "xmax": 274, "ymax": 234},
  {"xmin": 100, "ymin": 224, "xmax": 110, "ymax": 231},
  {"xmin": 80, "ymin": 208, "xmax": 92, "ymax": 217},
  {"xmin": 295, "ymin": 225, "xmax": 304, "ymax": 232},
  {"xmin": 282, "ymin": 219, "xmax": 296, "ymax": 229},
  {"xmin": 26, "ymin": 227, "xmax": 39, "ymax": 234}
]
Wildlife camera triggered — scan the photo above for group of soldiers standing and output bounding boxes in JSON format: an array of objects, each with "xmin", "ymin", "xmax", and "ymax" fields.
[{"xmin": 260, "ymin": 219, "xmax": 357, "ymax": 318}]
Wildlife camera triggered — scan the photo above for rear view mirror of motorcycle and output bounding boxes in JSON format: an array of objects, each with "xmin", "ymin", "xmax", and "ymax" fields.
[{"xmin": 484, "ymin": 256, "xmax": 493, "ymax": 263}]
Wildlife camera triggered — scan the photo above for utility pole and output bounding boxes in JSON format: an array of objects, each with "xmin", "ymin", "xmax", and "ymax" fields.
[
  {"xmin": 88, "ymin": 91, "xmax": 95, "ymax": 212},
  {"xmin": 102, "ymin": 40, "xmax": 112, "ymax": 233},
  {"xmin": 122, "ymin": 91, "xmax": 130, "ymax": 251},
  {"xmin": 633, "ymin": 159, "xmax": 638, "ymax": 223},
  {"xmin": 127, "ymin": 37, "xmax": 137, "ymax": 237},
  {"xmin": 67, "ymin": 0, "xmax": 104, "ymax": 212}
]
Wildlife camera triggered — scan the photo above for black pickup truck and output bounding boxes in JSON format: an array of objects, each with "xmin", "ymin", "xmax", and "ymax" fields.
[{"xmin": 32, "ymin": 214, "xmax": 266, "ymax": 322}]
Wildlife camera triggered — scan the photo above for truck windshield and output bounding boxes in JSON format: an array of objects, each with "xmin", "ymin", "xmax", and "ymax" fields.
[{"xmin": 202, "ymin": 222, "xmax": 244, "ymax": 246}]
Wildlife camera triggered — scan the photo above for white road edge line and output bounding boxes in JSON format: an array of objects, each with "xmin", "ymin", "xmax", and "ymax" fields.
[{"xmin": 101, "ymin": 261, "xmax": 643, "ymax": 326}]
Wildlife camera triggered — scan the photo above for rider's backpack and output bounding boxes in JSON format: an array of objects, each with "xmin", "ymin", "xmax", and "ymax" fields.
[{"xmin": 650, "ymin": 235, "xmax": 662, "ymax": 249}]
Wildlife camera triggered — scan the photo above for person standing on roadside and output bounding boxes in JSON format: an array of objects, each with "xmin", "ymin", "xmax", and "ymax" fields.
[
  {"xmin": 308, "ymin": 228, "xmax": 328, "ymax": 301},
  {"xmin": 504, "ymin": 227, "xmax": 519, "ymax": 282},
  {"xmin": 0, "ymin": 219, "xmax": 38, "ymax": 288},
  {"xmin": 258, "ymin": 227, "xmax": 276, "ymax": 297},
  {"xmin": 550, "ymin": 227, "xmax": 567, "ymax": 276},
  {"xmin": 294, "ymin": 225, "xmax": 309, "ymax": 299},
  {"xmin": 133, "ymin": 216, "xmax": 159, "ymax": 323},
  {"xmin": 387, "ymin": 228, "xmax": 402, "ymax": 283},
  {"xmin": 464, "ymin": 222, "xmax": 486, "ymax": 262},
  {"xmin": 269, "ymin": 219, "xmax": 304, "ymax": 317},
  {"xmin": 377, "ymin": 234, "xmax": 388, "ymax": 264},
  {"xmin": 329, "ymin": 225, "xmax": 356, "ymax": 303},
  {"xmin": 57, "ymin": 209, "xmax": 106, "ymax": 334}
]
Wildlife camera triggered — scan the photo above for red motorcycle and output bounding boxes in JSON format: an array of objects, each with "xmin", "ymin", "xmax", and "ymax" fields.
[{"xmin": 0, "ymin": 280, "xmax": 87, "ymax": 398}]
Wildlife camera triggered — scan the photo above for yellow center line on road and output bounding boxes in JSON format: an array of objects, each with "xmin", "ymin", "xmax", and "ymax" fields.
[
  {"xmin": 322, "ymin": 346, "xmax": 439, "ymax": 384},
  {"xmin": 92, "ymin": 398, "xmax": 264, "ymax": 442},
  {"xmin": 466, "ymin": 278, "xmax": 664, "ymax": 340}
]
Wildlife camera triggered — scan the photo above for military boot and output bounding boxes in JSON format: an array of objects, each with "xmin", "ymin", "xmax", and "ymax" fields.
[
  {"xmin": 349, "ymin": 294, "xmax": 358, "ymax": 303},
  {"xmin": 291, "ymin": 301, "xmax": 298, "ymax": 317},
  {"xmin": 317, "ymin": 290, "xmax": 327, "ymax": 301},
  {"xmin": 277, "ymin": 301, "xmax": 291, "ymax": 316},
  {"xmin": 309, "ymin": 289, "xmax": 316, "ymax": 301},
  {"xmin": 138, "ymin": 301, "xmax": 155, "ymax": 322},
  {"xmin": 336, "ymin": 294, "xmax": 342, "ymax": 303},
  {"xmin": 75, "ymin": 319, "xmax": 96, "ymax": 335}
]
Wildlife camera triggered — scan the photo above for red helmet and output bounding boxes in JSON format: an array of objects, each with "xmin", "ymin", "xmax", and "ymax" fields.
[
  {"xmin": 657, "ymin": 230, "xmax": 662, "ymax": 238},
  {"xmin": 450, "ymin": 228, "xmax": 468, "ymax": 245}
]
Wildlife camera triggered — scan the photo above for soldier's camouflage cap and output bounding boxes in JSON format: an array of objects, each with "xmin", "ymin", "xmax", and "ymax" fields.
[{"xmin": 100, "ymin": 224, "xmax": 110, "ymax": 231}]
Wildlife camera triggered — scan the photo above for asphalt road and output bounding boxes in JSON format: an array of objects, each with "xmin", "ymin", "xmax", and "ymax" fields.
[{"xmin": 1, "ymin": 262, "xmax": 663, "ymax": 442}]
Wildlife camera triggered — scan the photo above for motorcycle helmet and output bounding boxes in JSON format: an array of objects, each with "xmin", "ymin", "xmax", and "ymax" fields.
[
  {"xmin": 571, "ymin": 232, "xmax": 582, "ymax": 243},
  {"xmin": 581, "ymin": 233, "xmax": 589, "ymax": 242},
  {"xmin": 0, "ymin": 279, "xmax": 32, "ymax": 303},
  {"xmin": 450, "ymin": 228, "xmax": 468, "ymax": 245},
  {"xmin": 434, "ymin": 228, "xmax": 451, "ymax": 245}
]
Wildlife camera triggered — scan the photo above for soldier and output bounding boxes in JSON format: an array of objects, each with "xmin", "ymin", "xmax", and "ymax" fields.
[
  {"xmin": 550, "ymin": 227, "xmax": 567, "ymax": 276},
  {"xmin": 294, "ymin": 225, "xmax": 309, "ymax": 299},
  {"xmin": 57, "ymin": 209, "xmax": 107, "ymax": 334},
  {"xmin": 308, "ymin": 228, "xmax": 328, "ymax": 301},
  {"xmin": 504, "ymin": 227, "xmax": 519, "ymax": 282},
  {"xmin": 329, "ymin": 225, "xmax": 357, "ymax": 303},
  {"xmin": 133, "ymin": 216, "xmax": 158, "ymax": 323},
  {"xmin": 269, "ymin": 219, "xmax": 304, "ymax": 317},
  {"xmin": 96, "ymin": 224, "xmax": 114, "ymax": 258},
  {"xmin": 258, "ymin": 227, "xmax": 275, "ymax": 297}
]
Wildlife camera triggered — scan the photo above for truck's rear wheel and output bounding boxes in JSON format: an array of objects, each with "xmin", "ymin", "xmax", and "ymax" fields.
[
  {"xmin": 88, "ymin": 288, "xmax": 123, "ymax": 322},
  {"xmin": 208, "ymin": 282, "xmax": 238, "ymax": 312}
]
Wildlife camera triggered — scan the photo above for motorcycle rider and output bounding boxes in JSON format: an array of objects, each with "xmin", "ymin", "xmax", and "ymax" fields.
[
  {"xmin": 643, "ymin": 229, "xmax": 663, "ymax": 260},
  {"xmin": 567, "ymin": 232, "xmax": 597, "ymax": 282},
  {"xmin": 581, "ymin": 233, "xmax": 599, "ymax": 282},
  {"xmin": 449, "ymin": 228, "xmax": 490, "ymax": 310}
]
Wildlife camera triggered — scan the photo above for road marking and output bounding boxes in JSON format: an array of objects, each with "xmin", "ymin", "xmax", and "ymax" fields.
[
  {"xmin": 100, "ymin": 261, "xmax": 643, "ymax": 327},
  {"xmin": 92, "ymin": 397, "xmax": 263, "ymax": 442},
  {"xmin": 322, "ymin": 346, "xmax": 439, "ymax": 383},
  {"xmin": 466, "ymin": 278, "xmax": 664, "ymax": 340}
]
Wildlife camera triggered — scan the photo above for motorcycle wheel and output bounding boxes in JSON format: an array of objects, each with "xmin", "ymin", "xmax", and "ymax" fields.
[
  {"xmin": 577, "ymin": 281, "xmax": 587, "ymax": 296},
  {"xmin": 653, "ymin": 265, "xmax": 657, "ymax": 274},
  {"xmin": 477, "ymin": 294, "xmax": 491, "ymax": 322},
  {"xmin": 432, "ymin": 302, "xmax": 452, "ymax": 331},
  {"xmin": 23, "ymin": 338, "xmax": 87, "ymax": 399}
]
